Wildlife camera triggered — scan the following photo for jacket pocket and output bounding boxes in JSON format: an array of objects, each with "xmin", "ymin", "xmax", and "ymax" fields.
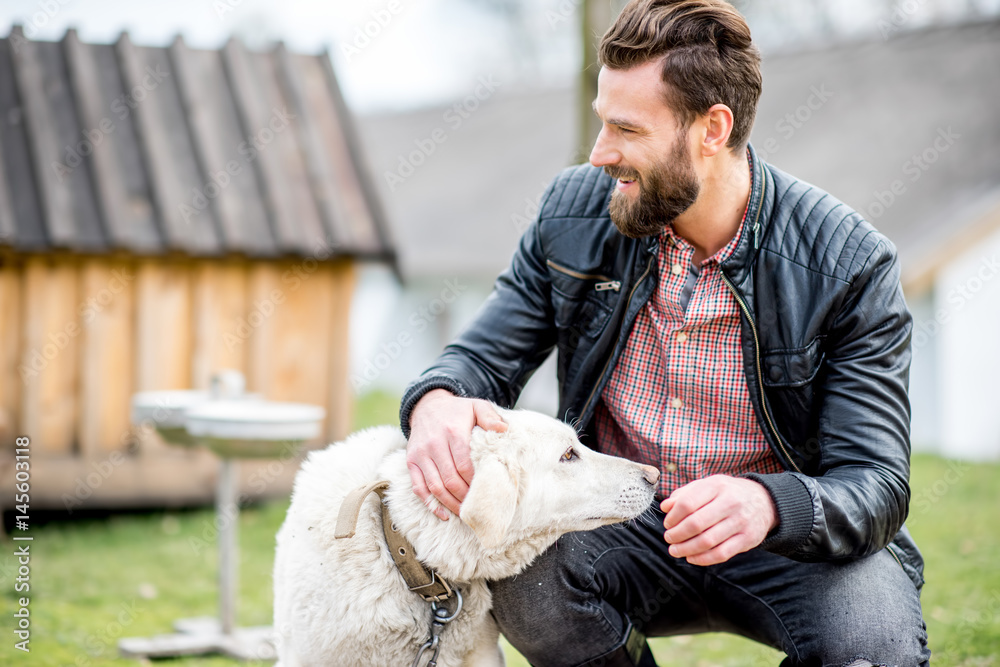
[
  {"xmin": 760, "ymin": 337, "xmax": 826, "ymax": 459},
  {"xmin": 551, "ymin": 292, "xmax": 614, "ymax": 340},
  {"xmin": 547, "ymin": 260, "xmax": 618, "ymax": 340},
  {"xmin": 761, "ymin": 336, "xmax": 825, "ymax": 388}
]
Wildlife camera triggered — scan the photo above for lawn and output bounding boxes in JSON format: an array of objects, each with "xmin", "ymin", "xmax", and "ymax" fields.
[{"xmin": 2, "ymin": 390, "xmax": 997, "ymax": 666}]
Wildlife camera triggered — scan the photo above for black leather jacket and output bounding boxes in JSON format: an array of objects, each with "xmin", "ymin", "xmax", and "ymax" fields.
[{"xmin": 400, "ymin": 144, "xmax": 924, "ymax": 589}]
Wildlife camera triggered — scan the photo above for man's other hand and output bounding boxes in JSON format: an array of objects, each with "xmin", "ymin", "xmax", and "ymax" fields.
[
  {"xmin": 405, "ymin": 389, "xmax": 507, "ymax": 521},
  {"xmin": 660, "ymin": 475, "xmax": 778, "ymax": 566}
]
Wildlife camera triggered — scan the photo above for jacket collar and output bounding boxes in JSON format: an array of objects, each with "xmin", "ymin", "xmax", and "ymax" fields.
[{"xmin": 720, "ymin": 142, "xmax": 771, "ymax": 288}]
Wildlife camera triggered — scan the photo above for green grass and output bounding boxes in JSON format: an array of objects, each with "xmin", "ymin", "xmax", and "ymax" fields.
[{"xmin": 2, "ymin": 391, "xmax": 997, "ymax": 665}]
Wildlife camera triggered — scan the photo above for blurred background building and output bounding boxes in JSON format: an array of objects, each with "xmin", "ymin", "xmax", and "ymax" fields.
[{"xmin": 0, "ymin": 0, "xmax": 998, "ymax": 508}]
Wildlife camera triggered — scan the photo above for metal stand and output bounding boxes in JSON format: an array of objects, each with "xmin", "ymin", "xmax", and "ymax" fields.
[
  {"xmin": 122, "ymin": 378, "xmax": 322, "ymax": 661},
  {"xmin": 118, "ymin": 460, "xmax": 276, "ymax": 661},
  {"xmin": 219, "ymin": 459, "xmax": 238, "ymax": 636}
]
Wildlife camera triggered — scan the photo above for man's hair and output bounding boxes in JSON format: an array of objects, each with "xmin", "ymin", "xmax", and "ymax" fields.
[{"xmin": 598, "ymin": 0, "xmax": 761, "ymax": 149}]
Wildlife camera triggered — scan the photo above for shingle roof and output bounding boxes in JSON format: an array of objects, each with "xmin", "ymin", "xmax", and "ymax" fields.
[{"xmin": 0, "ymin": 27, "xmax": 396, "ymax": 264}]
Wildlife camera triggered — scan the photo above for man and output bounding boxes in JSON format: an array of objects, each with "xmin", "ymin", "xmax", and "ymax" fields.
[{"xmin": 400, "ymin": 0, "xmax": 930, "ymax": 665}]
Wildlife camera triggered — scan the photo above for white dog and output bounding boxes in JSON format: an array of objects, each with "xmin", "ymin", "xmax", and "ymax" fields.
[{"xmin": 273, "ymin": 407, "xmax": 659, "ymax": 667}]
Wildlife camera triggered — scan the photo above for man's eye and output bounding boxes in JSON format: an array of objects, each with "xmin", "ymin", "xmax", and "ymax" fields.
[{"xmin": 561, "ymin": 448, "xmax": 579, "ymax": 462}]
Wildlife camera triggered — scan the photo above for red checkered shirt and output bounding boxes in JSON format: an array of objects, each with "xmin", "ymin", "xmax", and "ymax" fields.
[{"xmin": 595, "ymin": 200, "xmax": 784, "ymax": 500}]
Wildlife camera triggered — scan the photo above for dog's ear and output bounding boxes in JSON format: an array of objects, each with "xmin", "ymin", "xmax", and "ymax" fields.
[{"xmin": 460, "ymin": 454, "xmax": 518, "ymax": 551}]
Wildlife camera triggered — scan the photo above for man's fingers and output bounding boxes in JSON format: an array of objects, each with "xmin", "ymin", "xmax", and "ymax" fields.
[
  {"xmin": 406, "ymin": 445, "xmax": 460, "ymax": 520},
  {"xmin": 472, "ymin": 400, "xmax": 508, "ymax": 433},
  {"xmin": 419, "ymin": 460, "xmax": 462, "ymax": 519},
  {"xmin": 663, "ymin": 479, "xmax": 721, "ymax": 529},
  {"xmin": 659, "ymin": 476, "xmax": 776, "ymax": 566},
  {"xmin": 451, "ymin": 434, "xmax": 476, "ymax": 486},
  {"xmin": 434, "ymin": 426, "xmax": 472, "ymax": 500},
  {"xmin": 407, "ymin": 461, "xmax": 431, "ymax": 505},
  {"xmin": 681, "ymin": 534, "xmax": 750, "ymax": 567},
  {"xmin": 667, "ymin": 517, "xmax": 738, "ymax": 559},
  {"xmin": 407, "ymin": 461, "xmax": 450, "ymax": 521},
  {"xmin": 452, "ymin": 400, "xmax": 504, "ymax": 485},
  {"xmin": 406, "ymin": 393, "xmax": 506, "ymax": 521},
  {"xmin": 439, "ymin": 464, "xmax": 471, "ymax": 505},
  {"xmin": 663, "ymin": 500, "xmax": 729, "ymax": 544}
]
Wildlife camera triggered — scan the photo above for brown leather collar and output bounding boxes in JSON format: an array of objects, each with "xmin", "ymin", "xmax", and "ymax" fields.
[{"xmin": 335, "ymin": 480, "xmax": 455, "ymax": 603}]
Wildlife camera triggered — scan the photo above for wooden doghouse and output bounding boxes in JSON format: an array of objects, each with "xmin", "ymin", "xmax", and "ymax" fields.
[{"xmin": 0, "ymin": 27, "xmax": 395, "ymax": 509}]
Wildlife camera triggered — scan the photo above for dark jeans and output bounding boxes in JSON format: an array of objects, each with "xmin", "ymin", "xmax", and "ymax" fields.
[{"xmin": 491, "ymin": 506, "xmax": 930, "ymax": 667}]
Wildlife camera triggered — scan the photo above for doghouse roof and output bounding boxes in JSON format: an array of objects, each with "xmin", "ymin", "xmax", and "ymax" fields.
[{"xmin": 0, "ymin": 27, "xmax": 396, "ymax": 265}]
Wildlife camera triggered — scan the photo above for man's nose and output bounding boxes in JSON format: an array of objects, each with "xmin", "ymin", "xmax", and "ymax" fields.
[{"xmin": 589, "ymin": 127, "xmax": 620, "ymax": 168}]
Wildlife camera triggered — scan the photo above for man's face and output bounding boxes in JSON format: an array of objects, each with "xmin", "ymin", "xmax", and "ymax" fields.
[{"xmin": 590, "ymin": 60, "xmax": 701, "ymax": 238}]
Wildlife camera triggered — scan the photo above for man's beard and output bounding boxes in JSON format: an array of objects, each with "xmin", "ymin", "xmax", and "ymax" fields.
[{"xmin": 605, "ymin": 137, "xmax": 700, "ymax": 238}]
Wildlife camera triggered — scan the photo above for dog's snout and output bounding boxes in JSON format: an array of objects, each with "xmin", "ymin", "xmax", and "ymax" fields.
[{"xmin": 640, "ymin": 465, "xmax": 660, "ymax": 486}]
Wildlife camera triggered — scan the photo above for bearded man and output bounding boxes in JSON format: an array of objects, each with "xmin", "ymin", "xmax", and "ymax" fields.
[{"xmin": 399, "ymin": 1, "xmax": 930, "ymax": 665}]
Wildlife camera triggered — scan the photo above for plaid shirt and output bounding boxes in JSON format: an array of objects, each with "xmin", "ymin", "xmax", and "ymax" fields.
[{"xmin": 595, "ymin": 199, "xmax": 783, "ymax": 499}]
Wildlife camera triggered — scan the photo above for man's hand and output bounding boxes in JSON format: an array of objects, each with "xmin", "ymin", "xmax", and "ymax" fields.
[
  {"xmin": 406, "ymin": 389, "xmax": 507, "ymax": 521},
  {"xmin": 660, "ymin": 475, "xmax": 778, "ymax": 566}
]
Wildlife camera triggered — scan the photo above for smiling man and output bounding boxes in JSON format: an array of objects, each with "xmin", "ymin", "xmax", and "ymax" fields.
[{"xmin": 399, "ymin": 1, "xmax": 930, "ymax": 665}]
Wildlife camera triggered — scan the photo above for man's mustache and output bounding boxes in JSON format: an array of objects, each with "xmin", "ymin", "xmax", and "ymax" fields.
[{"xmin": 604, "ymin": 165, "xmax": 641, "ymax": 181}]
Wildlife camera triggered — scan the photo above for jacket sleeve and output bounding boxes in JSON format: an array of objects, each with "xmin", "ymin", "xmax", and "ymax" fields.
[
  {"xmin": 399, "ymin": 194, "xmax": 559, "ymax": 438},
  {"xmin": 747, "ymin": 238, "xmax": 914, "ymax": 561}
]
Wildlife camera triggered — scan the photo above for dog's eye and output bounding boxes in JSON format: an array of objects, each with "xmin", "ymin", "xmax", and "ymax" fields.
[{"xmin": 561, "ymin": 448, "xmax": 579, "ymax": 462}]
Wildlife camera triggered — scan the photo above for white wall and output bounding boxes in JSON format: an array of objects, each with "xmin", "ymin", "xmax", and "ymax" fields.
[
  {"xmin": 349, "ymin": 266, "xmax": 488, "ymax": 397},
  {"xmin": 348, "ymin": 265, "xmax": 559, "ymax": 417},
  {"xmin": 934, "ymin": 223, "xmax": 1000, "ymax": 460},
  {"xmin": 908, "ymin": 289, "xmax": 941, "ymax": 453}
]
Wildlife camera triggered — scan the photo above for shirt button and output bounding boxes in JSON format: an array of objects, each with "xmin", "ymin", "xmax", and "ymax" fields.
[
  {"xmin": 665, "ymin": 462, "xmax": 678, "ymax": 473},
  {"xmin": 671, "ymin": 263, "xmax": 683, "ymax": 275},
  {"xmin": 670, "ymin": 397, "xmax": 683, "ymax": 409},
  {"xmin": 676, "ymin": 331, "xmax": 688, "ymax": 343}
]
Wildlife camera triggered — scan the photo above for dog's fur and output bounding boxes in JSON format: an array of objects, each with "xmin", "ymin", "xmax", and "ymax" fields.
[{"xmin": 273, "ymin": 408, "xmax": 658, "ymax": 667}]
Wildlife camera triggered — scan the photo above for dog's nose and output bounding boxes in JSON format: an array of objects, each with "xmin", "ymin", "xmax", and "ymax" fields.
[{"xmin": 640, "ymin": 465, "xmax": 660, "ymax": 486}]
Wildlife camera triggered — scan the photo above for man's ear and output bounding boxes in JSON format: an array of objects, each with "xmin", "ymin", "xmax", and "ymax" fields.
[
  {"xmin": 700, "ymin": 103, "xmax": 734, "ymax": 157},
  {"xmin": 460, "ymin": 455, "xmax": 518, "ymax": 550}
]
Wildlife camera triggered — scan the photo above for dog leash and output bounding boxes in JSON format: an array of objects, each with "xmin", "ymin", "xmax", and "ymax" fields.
[
  {"xmin": 335, "ymin": 480, "xmax": 463, "ymax": 666},
  {"xmin": 410, "ymin": 591, "xmax": 463, "ymax": 667}
]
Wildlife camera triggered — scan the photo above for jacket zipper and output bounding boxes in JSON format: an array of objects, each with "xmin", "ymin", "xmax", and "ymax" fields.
[
  {"xmin": 886, "ymin": 543, "xmax": 905, "ymax": 570},
  {"xmin": 545, "ymin": 259, "xmax": 621, "ymax": 289},
  {"xmin": 579, "ymin": 254, "xmax": 656, "ymax": 420},
  {"xmin": 721, "ymin": 272, "xmax": 802, "ymax": 474}
]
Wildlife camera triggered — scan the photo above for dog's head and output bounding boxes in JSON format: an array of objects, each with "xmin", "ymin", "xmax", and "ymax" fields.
[{"xmin": 459, "ymin": 408, "xmax": 658, "ymax": 551}]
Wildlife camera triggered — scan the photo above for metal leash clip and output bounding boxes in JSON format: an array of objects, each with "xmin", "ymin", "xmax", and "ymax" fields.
[{"xmin": 411, "ymin": 588, "xmax": 463, "ymax": 667}]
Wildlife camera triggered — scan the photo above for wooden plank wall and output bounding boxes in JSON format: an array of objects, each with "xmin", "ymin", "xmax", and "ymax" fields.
[
  {"xmin": 20, "ymin": 255, "xmax": 79, "ymax": 454},
  {"xmin": 0, "ymin": 255, "xmax": 356, "ymax": 507},
  {"xmin": 134, "ymin": 260, "xmax": 194, "ymax": 393},
  {"xmin": 0, "ymin": 256, "xmax": 20, "ymax": 444},
  {"xmin": 78, "ymin": 258, "xmax": 135, "ymax": 456},
  {"xmin": 246, "ymin": 259, "xmax": 355, "ymax": 444},
  {"xmin": 327, "ymin": 259, "xmax": 356, "ymax": 442},
  {"xmin": 192, "ymin": 260, "xmax": 248, "ymax": 389},
  {"xmin": 252, "ymin": 259, "xmax": 334, "ymax": 407}
]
